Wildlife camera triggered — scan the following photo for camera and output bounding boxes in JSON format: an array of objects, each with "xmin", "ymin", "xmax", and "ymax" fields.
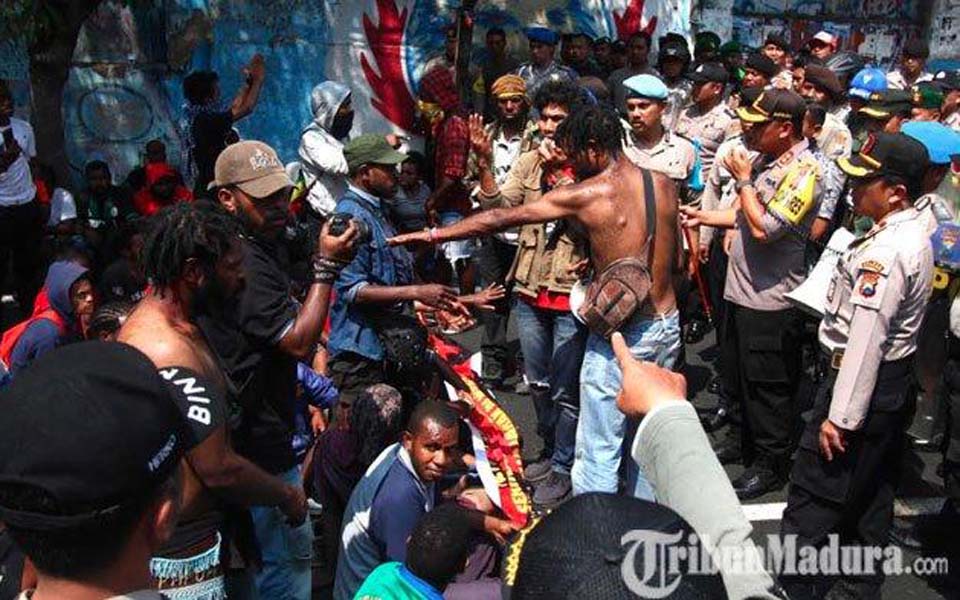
[{"xmin": 328, "ymin": 213, "xmax": 371, "ymax": 244}]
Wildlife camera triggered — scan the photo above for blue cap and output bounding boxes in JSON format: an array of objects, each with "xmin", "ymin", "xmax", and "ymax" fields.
[
  {"xmin": 849, "ymin": 68, "xmax": 887, "ymax": 100},
  {"xmin": 622, "ymin": 74, "xmax": 668, "ymax": 101},
  {"xmin": 525, "ymin": 26, "xmax": 558, "ymax": 45},
  {"xmin": 902, "ymin": 121, "xmax": 960, "ymax": 165}
]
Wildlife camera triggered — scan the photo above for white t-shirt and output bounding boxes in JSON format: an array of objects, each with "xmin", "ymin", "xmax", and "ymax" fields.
[
  {"xmin": 47, "ymin": 187, "xmax": 77, "ymax": 226},
  {"xmin": 0, "ymin": 118, "xmax": 37, "ymax": 207}
]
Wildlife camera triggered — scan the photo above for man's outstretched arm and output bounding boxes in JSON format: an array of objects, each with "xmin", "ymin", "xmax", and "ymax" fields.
[{"xmin": 389, "ymin": 180, "xmax": 586, "ymax": 246}]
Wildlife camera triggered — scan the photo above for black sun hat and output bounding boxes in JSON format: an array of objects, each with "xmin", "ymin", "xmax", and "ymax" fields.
[{"xmin": 0, "ymin": 342, "xmax": 209, "ymax": 531}]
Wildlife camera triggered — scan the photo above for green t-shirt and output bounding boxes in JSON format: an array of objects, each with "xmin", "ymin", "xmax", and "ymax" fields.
[{"xmin": 354, "ymin": 562, "xmax": 444, "ymax": 600}]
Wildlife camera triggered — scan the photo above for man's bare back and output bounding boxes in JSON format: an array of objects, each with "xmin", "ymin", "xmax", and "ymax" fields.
[
  {"xmin": 119, "ymin": 295, "xmax": 225, "ymax": 521},
  {"xmin": 391, "ymin": 154, "xmax": 679, "ymax": 315}
]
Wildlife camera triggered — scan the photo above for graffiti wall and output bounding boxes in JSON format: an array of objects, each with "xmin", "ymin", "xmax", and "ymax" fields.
[{"xmin": 0, "ymin": 0, "xmax": 689, "ymax": 188}]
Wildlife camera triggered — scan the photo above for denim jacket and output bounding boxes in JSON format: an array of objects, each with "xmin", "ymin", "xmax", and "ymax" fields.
[{"xmin": 328, "ymin": 185, "xmax": 414, "ymax": 361}]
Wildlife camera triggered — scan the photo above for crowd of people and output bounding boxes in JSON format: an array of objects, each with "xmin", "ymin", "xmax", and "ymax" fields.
[{"xmin": 1, "ymin": 19, "xmax": 959, "ymax": 600}]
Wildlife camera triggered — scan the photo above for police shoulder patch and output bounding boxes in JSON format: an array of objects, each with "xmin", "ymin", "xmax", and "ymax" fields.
[{"xmin": 858, "ymin": 271, "xmax": 881, "ymax": 297}]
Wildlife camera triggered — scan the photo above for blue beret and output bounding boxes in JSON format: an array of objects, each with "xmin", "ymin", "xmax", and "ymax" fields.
[
  {"xmin": 902, "ymin": 121, "xmax": 960, "ymax": 165},
  {"xmin": 622, "ymin": 74, "xmax": 668, "ymax": 100},
  {"xmin": 525, "ymin": 26, "xmax": 558, "ymax": 45}
]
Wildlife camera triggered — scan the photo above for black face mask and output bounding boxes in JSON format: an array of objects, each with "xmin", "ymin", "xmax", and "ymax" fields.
[{"xmin": 331, "ymin": 111, "xmax": 355, "ymax": 140}]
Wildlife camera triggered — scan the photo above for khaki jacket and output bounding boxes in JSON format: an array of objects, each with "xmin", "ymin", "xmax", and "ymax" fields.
[{"xmin": 477, "ymin": 150, "xmax": 587, "ymax": 297}]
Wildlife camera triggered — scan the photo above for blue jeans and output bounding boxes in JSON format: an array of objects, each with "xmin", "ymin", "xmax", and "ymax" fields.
[
  {"xmin": 250, "ymin": 466, "xmax": 313, "ymax": 600},
  {"xmin": 572, "ymin": 311, "xmax": 681, "ymax": 499},
  {"xmin": 514, "ymin": 299, "xmax": 588, "ymax": 474}
]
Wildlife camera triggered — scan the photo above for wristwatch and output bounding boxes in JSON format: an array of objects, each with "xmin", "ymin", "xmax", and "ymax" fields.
[{"xmin": 734, "ymin": 179, "xmax": 755, "ymax": 192}]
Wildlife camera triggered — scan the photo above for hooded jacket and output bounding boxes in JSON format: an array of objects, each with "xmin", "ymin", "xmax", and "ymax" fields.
[
  {"xmin": 298, "ymin": 82, "xmax": 352, "ymax": 217},
  {"xmin": 132, "ymin": 162, "xmax": 193, "ymax": 216},
  {"xmin": 5, "ymin": 261, "xmax": 89, "ymax": 376}
]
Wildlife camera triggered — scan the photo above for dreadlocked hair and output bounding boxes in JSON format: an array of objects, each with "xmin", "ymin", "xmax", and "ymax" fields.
[
  {"xmin": 87, "ymin": 300, "xmax": 135, "ymax": 340},
  {"xmin": 141, "ymin": 201, "xmax": 240, "ymax": 291},
  {"xmin": 554, "ymin": 105, "xmax": 624, "ymax": 159}
]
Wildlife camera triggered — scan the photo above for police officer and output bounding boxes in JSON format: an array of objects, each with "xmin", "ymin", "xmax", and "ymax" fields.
[
  {"xmin": 621, "ymin": 74, "xmax": 698, "ymax": 196},
  {"xmin": 696, "ymin": 86, "xmax": 764, "ymax": 432},
  {"xmin": 680, "ymin": 89, "xmax": 824, "ymax": 498},
  {"xmin": 674, "ymin": 62, "xmax": 737, "ymax": 343},
  {"xmin": 781, "ymin": 133, "xmax": 933, "ymax": 599},
  {"xmin": 675, "ymin": 63, "xmax": 736, "ymax": 187},
  {"xmin": 799, "ymin": 64, "xmax": 853, "ymax": 159}
]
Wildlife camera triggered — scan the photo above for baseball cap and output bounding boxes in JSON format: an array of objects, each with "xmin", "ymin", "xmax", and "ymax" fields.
[
  {"xmin": 343, "ymin": 134, "xmax": 407, "ymax": 173},
  {"xmin": 809, "ymin": 30, "xmax": 838, "ymax": 47},
  {"xmin": 688, "ymin": 62, "xmax": 729, "ymax": 84},
  {"xmin": 913, "ymin": 82, "xmax": 945, "ymax": 108},
  {"xmin": 838, "ymin": 132, "xmax": 930, "ymax": 181},
  {"xmin": 0, "ymin": 342, "xmax": 197, "ymax": 531},
  {"xmin": 902, "ymin": 121, "xmax": 960, "ymax": 165},
  {"xmin": 209, "ymin": 140, "xmax": 292, "ymax": 198},
  {"xmin": 659, "ymin": 43, "xmax": 690, "ymax": 61},
  {"xmin": 902, "ymin": 38, "xmax": 930, "ymax": 59},
  {"xmin": 803, "ymin": 64, "xmax": 844, "ymax": 99},
  {"xmin": 934, "ymin": 70, "xmax": 960, "ymax": 91},
  {"xmin": 502, "ymin": 493, "xmax": 725, "ymax": 599},
  {"xmin": 736, "ymin": 89, "xmax": 806, "ymax": 124},
  {"xmin": 745, "ymin": 53, "xmax": 779, "ymax": 78},
  {"xmin": 623, "ymin": 74, "xmax": 669, "ymax": 100},
  {"xmin": 765, "ymin": 32, "xmax": 790, "ymax": 50},
  {"xmin": 525, "ymin": 26, "xmax": 558, "ymax": 45},
  {"xmin": 860, "ymin": 89, "xmax": 914, "ymax": 119},
  {"xmin": 849, "ymin": 67, "xmax": 888, "ymax": 100}
]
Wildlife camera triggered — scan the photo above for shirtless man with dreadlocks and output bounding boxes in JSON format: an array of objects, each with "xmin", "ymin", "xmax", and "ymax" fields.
[
  {"xmin": 390, "ymin": 106, "xmax": 681, "ymax": 500},
  {"xmin": 117, "ymin": 202, "xmax": 353, "ymax": 597}
]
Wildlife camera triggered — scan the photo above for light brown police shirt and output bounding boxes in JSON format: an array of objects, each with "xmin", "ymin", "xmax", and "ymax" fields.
[
  {"xmin": 819, "ymin": 207, "xmax": 934, "ymax": 430},
  {"xmin": 624, "ymin": 129, "xmax": 697, "ymax": 203},
  {"xmin": 724, "ymin": 138, "xmax": 824, "ymax": 311},
  {"xmin": 673, "ymin": 100, "xmax": 736, "ymax": 178}
]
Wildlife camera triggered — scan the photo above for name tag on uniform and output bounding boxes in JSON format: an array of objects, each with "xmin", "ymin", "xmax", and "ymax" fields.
[{"xmin": 767, "ymin": 161, "xmax": 818, "ymax": 226}]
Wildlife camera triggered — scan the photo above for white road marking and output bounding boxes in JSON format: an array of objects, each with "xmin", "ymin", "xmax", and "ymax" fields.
[{"xmin": 744, "ymin": 497, "xmax": 946, "ymax": 522}]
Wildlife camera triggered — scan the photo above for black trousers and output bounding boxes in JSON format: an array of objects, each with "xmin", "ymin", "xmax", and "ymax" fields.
[
  {"xmin": 0, "ymin": 200, "xmax": 43, "ymax": 319},
  {"xmin": 475, "ymin": 237, "xmax": 516, "ymax": 380},
  {"xmin": 327, "ymin": 352, "xmax": 385, "ymax": 407},
  {"xmin": 721, "ymin": 303, "xmax": 803, "ymax": 471},
  {"xmin": 781, "ymin": 356, "xmax": 916, "ymax": 599},
  {"xmin": 942, "ymin": 335, "xmax": 960, "ymax": 506}
]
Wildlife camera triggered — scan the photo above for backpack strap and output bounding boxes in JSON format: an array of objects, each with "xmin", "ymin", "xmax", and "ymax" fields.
[{"xmin": 641, "ymin": 167, "xmax": 656, "ymax": 243}]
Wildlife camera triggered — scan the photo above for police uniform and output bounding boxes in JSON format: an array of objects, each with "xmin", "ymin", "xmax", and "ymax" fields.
[
  {"xmin": 782, "ymin": 133, "xmax": 934, "ymax": 598},
  {"xmin": 624, "ymin": 130, "xmax": 697, "ymax": 193},
  {"xmin": 816, "ymin": 111, "xmax": 853, "ymax": 160},
  {"xmin": 675, "ymin": 63, "xmax": 737, "ymax": 181},
  {"xmin": 720, "ymin": 91, "xmax": 824, "ymax": 497},
  {"xmin": 901, "ymin": 121, "xmax": 960, "ymax": 529}
]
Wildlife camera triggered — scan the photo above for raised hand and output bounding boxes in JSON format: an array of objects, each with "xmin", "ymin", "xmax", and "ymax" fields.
[{"xmin": 469, "ymin": 113, "xmax": 493, "ymax": 167}]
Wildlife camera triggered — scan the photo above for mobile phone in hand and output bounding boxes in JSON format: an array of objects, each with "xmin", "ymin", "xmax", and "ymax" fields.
[{"xmin": 2, "ymin": 128, "xmax": 14, "ymax": 150}]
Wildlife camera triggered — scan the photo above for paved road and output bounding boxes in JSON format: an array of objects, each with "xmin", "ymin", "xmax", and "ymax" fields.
[{"xmin": 452, "ymin": 315, "xmax": 958, "ymax": 599}]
